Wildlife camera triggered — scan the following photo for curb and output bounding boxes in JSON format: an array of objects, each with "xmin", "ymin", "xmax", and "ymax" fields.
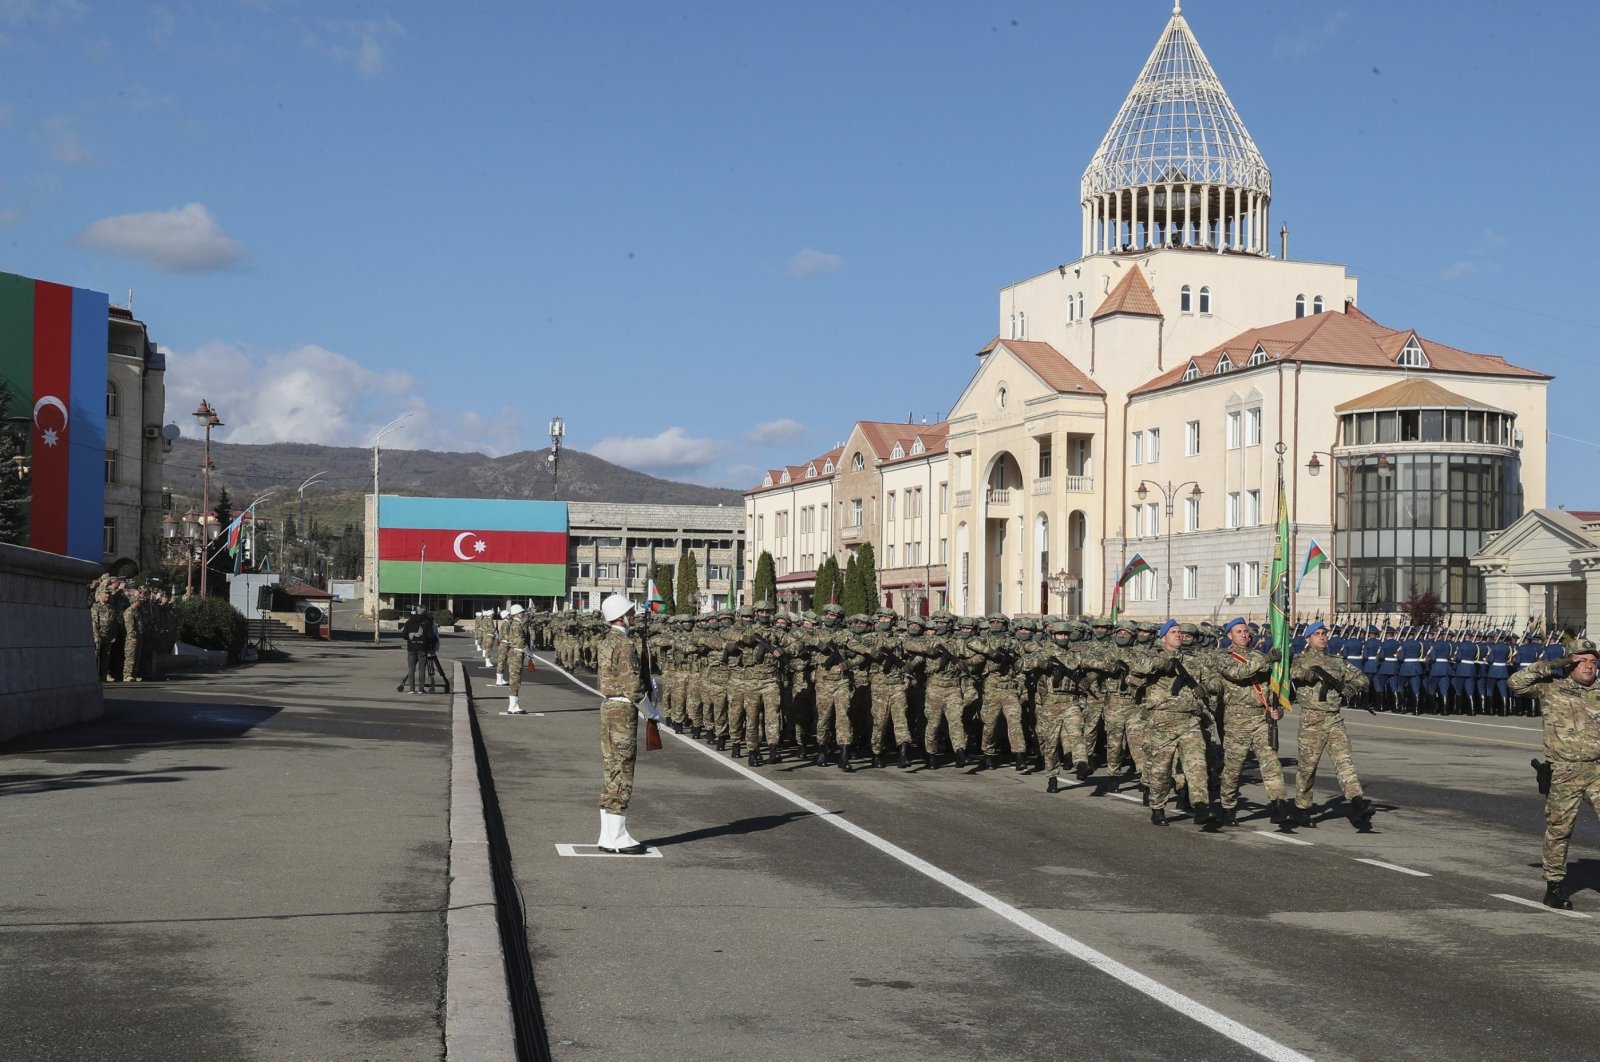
[{"xmin": 444, "ymin": 659, "xmax": 518, "ymax": 1060}]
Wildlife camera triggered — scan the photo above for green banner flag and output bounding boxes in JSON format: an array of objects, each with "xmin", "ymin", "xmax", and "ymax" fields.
[{"xmin": 1268, "ymin": 456, "xmax": 1294, "ymax": 713}]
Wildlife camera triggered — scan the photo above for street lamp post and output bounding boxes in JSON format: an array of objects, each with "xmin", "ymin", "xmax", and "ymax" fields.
[
  {"xmin": 548, "ymin": 416, "xmax": 565, "ymax": 499},
  {"xmin": 192, "ymin": 400, "xmax": 223, "ymax": 597},
  {"xmin": 371, "ymin": 413, "xmax": 413, "ymax": 644},
  {"xmin": 1307, "ymin": 451, "xmax": 1391, "ymax": 617},
  {"xmin": 1135, "ymin": 479, "xmax": 1203, "ymax": 617},
  {"xmin": 296, "ymin": 471, "xmax": 329, "ymax": 578},
  {"xmin": 1049, "ymin": 567, "xmax": 1080, "ymax": 616}
]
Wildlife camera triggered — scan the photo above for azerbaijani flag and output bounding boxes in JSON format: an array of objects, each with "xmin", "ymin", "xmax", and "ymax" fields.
[
  {"xmin": 1267, "ymin": 457, "xmax": 1294, "ymax": 713},
  {"xmin": 377, "ymin": 496, "xmax": 567, "ymax": 597},
  {"xmin": 646, "ymin": 578, "xmax": 665, "ymax": 612},
  {"xmin": 1295, "ymin": 538, "xmax": 1330, "ymax": 592},
  {"xmin": 224, "ymin": 512, "xmax": 246, "ymax": 572},
  {"xmin": 1108, "ymin": 552, "xmax": 1152, "ymax": 623},
  {"xmin": 0, "ymin": 271, "xmax": 109, "ymax": 561}
]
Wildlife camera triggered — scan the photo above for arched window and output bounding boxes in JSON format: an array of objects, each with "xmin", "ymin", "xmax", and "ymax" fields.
[
  {"xmin": 996, "ymin": 385, "xmax": 1008, "ymax": 410},
  {"xmin": 1077, "ymin": 293, "xmax": 1084, "ymax": 320},
  {"xmin": 1313, "ymin": 295, "xmax": 1324, "ymax": 315},
  {"xmin": 106, "ymin": 380, "xmax": 119, "ymax": 418},
  {"xmin": 1198, "ymin": 286, "xmax": 1212, "ymax": 314},
  {"xmin": 1295, "ymin": 294, "xmax": 1307, "ymax": 319},
  {"xmin": 850, "ymin": 452, "xmax": 865, "ymax": 472},
  {"xmin": 1180, "ymin": 285, "xmax": 1193, "ymax": 313},
  {"xmin": 1067, "ymin": 295, "xmax": 1074, "ymax": 323},
  {"xmin": 1018, "ymin": 310, "xmax": 1026, "ymax": 340}
]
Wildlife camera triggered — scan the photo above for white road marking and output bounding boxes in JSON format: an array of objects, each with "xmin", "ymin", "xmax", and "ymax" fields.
[
  {"xmin": 525, "ymin": 651, "xmax": 1315, "ymax": 1062},
  {"xmin": 554, "ymin": 843, "xmax": 662, "ymax": 859},
  {"xmin": 1252, "ymin": 830, "xmax": 1314, "ymax": 847},
  {"xmin": 1492, "ymin": 893, "xmax": 1591, "ymax": 919},
  {"xmin": 1368, "ymin": 712, "xmax": 1539, "ymax": 734},
  {"xmin": 1354, "ymin": 858, "xmax": 1430, "ymax": 878},
  {"xmin": 1107, "ymin": 792, "xmax": 1143, "ymax": 803}
]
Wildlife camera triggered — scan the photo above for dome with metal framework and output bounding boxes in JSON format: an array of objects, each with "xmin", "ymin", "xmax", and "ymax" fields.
[{"xmin": 1079, "ymin": 4, "xmax": 1273, "ymax": 257}]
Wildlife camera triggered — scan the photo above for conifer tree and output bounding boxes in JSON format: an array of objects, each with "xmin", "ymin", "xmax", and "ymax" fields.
[
  {"xmin": 812, "ymin": 554, "xmax": 834, "ymax": 612},
  {"xmin": 842, "ymin": 553, "xmax": 863, "ymax": 615},
  {"xmin": 857, "ymin": 541, "xmax": 880, "ymax": 613},
  {"xmin": 675, "ymin": 551, "xmax": 700, "ymax": 614},
  {"xmin": 754, "ymin": 551, "xmax": 777, "ymax": 606},
  {"xmin": 653, "ymin": 562, "xmax": 676, "ymax": 614}
]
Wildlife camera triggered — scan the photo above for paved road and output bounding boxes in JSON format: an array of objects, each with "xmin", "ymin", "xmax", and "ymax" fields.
[
  {"xmin": 0, "ymin": 632, "xmax": 452, "ymax": 1062},
  {"xmin": 470, "ymin": 647, "xmax": 1600, "ymax": 1062}
]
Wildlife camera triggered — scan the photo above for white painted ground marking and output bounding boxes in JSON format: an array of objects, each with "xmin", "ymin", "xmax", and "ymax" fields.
[
  {"xmin": 1354, "ymin": 858, "xmax": 1430, "ymax": 878},
  {"xmin": 1492, "ymin": 893, "xmax": 1591, "ymax": 919},
  {"xmin": 1252, "ymin": 830, "xmax": 1314, "ymax": 847},
  {"xmin": 528, "ymin": 652, "xmax": 1315, "ymax": 1062},
  {"xmin": 1368, "ymin": 712, "xmax": 1539, "ymax": 734},
  {"xmin": 1107, "ymin": 792, "xmax": 1143, "ymax": 803},
  {"xmin": 554, "ymin": 844, "xmax": 663, "ymax": 859}
]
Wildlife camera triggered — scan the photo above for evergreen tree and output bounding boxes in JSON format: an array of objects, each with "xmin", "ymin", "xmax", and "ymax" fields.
[
  {"xmin": 675, "ymin": 551, "xmax": 700, "ymax": 614},
  {"xmin": 0, "ymin": 378, "xmax": 29, "ymax": 545},
  {"xmin": 812, "ymin": 554, "xmax": 834, "ymax": 612},
  {"xmin": 754, "ymin": 550, "xmax": 777, "ymax": 606},
  {"xmin": 858, "ymin": 541, "xmax": 880, "ymax": 613},
  {"xmin": 653, "ymin": 562, "xmax": 676, "ymax": 614},
  {"xmin": 212, "ymin": 488, "xmax": 233, "ymax": 532},
  {"xmin": 282, "ymin": 513, "xmax": 298, "ymax": 544},
  {"xmin": 823, "ymin": 555, "xmax": 842, "ymax": 605},
  {"xmin": 842, "ymin": 553, "xmax": 863, "ymax": 615}
]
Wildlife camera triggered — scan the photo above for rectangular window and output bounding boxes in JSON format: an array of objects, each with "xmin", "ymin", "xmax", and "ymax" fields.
[
  {"xmin": 910, "ymin": 489, "xmax": 922, "ymax": 519},
  {"xmin": 1148, "ymin": 428, "xmax": 1161, "ymax": 463},
  {"xmin": 1225, "ymin": 562, "xmax": 1240, "ymax": 597},
  {"xmin": 1185, "ymin": 420, "xmax": 1201, "ymax": 456},
  {"xmin": 1038, "ymin": 445, "xmax": 1052, "ymax": 478},
  {"xmin": 1226, "ymin": 411, "xmax": 1241, "ymax": 450},
  {"xmin": 105, "ymin": 449, "xmax": 117, "ymax": 485},
  {"xmin": 1226, "ymin": 492, "xmax": 1240, "ymax": 529},
  {"xmin": 1131, "ymin": 431, "xmax": 1144, "ymax": 465},
  {"xmin": 1245, "ymin": 407, "xmax": 1262, "ymax": 447},
  {"xmin": 1246, "ymin": 561, "xmax": 1261, "ymax": 596},
  {"xmin": 627, "ymin": 562, "xmax": 648, "ymax": 581},
  {"xmin": 1246, "ymin": 489, "xmax": 1262, "ymax": 526},
  {"xmin": 1145, "ymin": 503, "xmax": 1159, "ymax": 537},
  {"xmin": 822, "ymin": 505, "xmax": 830, "ymax": 533},
  {"xmin": 1184, "ymin": 495, "xmax": 1200, "ymax": 533},
  {"xmin": 886, "ymin": 492, "xmax": 896, "ymax": 521},
  {"xmin": 849, "ymin": 499, "xmax": 862, "ymax": 527},
  {"xmin": 103, "ymin": 517, "xmax": 116, "ymax": 555},
  {"xmin": 597, "ymin": 563, "xmax": 619, "ymax": 580},
  {"xmin": 569, "ymin": 561, "xmax": 593, "ymax": 580},
  {"xmin": 1132, "ymin": 505, "xmax": 1143, "ymax": 539},
  {"xmin": 775, "ymin": 511, "xmax": 788, "ymax": 538},
  {"xmin": 1183, "ymin": 565, "xmax": 1198, "ymax": 599},
  {"xmin": 939, "ymin": 483, "xmax": 948, "ymax": 514},
  {"xmin": 939, "ymin": 537, "xmax": 948, "ymax": 563},
  {"xmin": 756, "ymin": 515, "xmax": 763, "ymax": 543},
  {"xmin": 708, "ymin": 564, "xmax": 730, "ymax": 582},
  {"xmin": 886, "ymin": 544, "xmax": 895, "ymax": 567}
]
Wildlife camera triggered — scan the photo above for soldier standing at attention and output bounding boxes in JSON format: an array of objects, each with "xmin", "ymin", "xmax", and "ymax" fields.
[
  {"xmin": 1510, "ymin": 637, "xmax": 1600, "ymax": 909},
  {"xmin": 90, "ymin": 588, "xmax": 122, "ymax": 682},
  {"xmin": 1214, "ymin": 617, "xmax": 1288, "ymax": 825},
  {"xmin": 1289, "ymin": 620, "xmax": 1375, "ymax": 828},
  {"xmin": 121, "ymin": 588, "xmax": 146, "ymax": 682},
  {"xmin": 501, "ymin": 604, "xmax": 529, "ymax": 714},
  {"xmin": 595, "ymin": 594, "xmax": 650, "ymax": 855}
]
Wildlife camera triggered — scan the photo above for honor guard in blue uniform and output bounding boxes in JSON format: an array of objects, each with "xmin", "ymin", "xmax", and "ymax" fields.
[
  {"xmin": 1515, "ymin": 634, "xmax": 1548, "ymax": 714},
  {"xmin": 1484, "ymin": 631, "xmax": 1513, "ymax": 714},
  {"xmin": 1425, "ymin": 632, "xmax": 1455, "ymax": 714},
  {"xmin": 1376, "ymin": 628, "xmax": 1403, "ymax": 712},
  {"xmin": 1398, "ymin": 629, "xmax": 1425, "ymax": 712}
]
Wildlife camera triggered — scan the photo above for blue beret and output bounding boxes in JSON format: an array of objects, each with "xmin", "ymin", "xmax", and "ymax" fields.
[
  {"xmin": 1304, "ymin": 619, "xmax": 1326, "ymax": 638},
  {"xmin": 1158, "ymin": 619, "xmax": 1179, "ymax": 638},
  {"xmin": 1223, "ymin": 617, "xmax": 1247, "ymax": 633}
]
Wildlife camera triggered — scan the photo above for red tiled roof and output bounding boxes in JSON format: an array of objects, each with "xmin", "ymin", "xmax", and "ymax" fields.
[
  {"xmin": 281, "ymin": 580, "xmax": 332, "ymax": 599},
  {"xmin": 1091, "ymin": 266, "xmax": 1162, "ymax": 320},
  {"xmin": 743, "ymin": 445, "xmax": 844, "ymax": 495},
  {"xmin": 855, "ymin": 420, "xmax": 949, "ymax": 462},
  {"xmin": 1130, "ymin": 306, "xmax": 1550, "ymax": 397},
  {"xmin": 1333, "ymin": 378, "xmax": 1508, "ymax": 414},
  {"xmin": 1567, "ymin": 511, "xmax": 1600, "ymax": 524},
  {"xmin": 977, "ymin": 338, "xmax": 1106, "ymax": 396}
]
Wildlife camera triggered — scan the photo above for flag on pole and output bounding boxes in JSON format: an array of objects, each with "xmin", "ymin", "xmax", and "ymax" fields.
[
  {"xmin": 1108, "ymin": 552, "xmax": 1153, "ymax": 623},
  {"xmin": 224, "ymin": 512, "xmax": 247, "ymax": 574},
  {"xmin": 1268, "ymin": 457, "xmax": 1294, "ymax": 713},
  {"xmin": 646, "ymin": 577, "xmax": 665, "ymax": 613},
  {"xmin": 1295, "ymin": 539, "xmax": 1330, "ymax": 592}
]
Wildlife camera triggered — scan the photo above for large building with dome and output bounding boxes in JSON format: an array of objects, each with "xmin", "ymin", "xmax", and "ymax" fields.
[{"xmin": 746, "ymin": 4, "xmax": 1551, "ymax": 624}]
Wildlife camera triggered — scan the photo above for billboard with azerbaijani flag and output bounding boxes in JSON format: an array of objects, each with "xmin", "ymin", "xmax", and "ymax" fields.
[
  {"xmin": 377, "ymin": 496, "xmax": 567, "ymax": 597},
  {"xmin": 0, "ymin": 270, "xmax": 109, "ymax": 562}
]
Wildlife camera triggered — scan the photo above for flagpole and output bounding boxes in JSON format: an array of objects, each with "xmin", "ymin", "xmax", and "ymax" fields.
[{"xmin": 418, "ymin": 542, "xmax": 426, "ymax": 611}]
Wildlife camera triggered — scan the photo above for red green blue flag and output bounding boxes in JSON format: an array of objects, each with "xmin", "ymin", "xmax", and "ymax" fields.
[
  {"xmin": 1295, "ymin": 539, "xmax": 1330, "ymax": 592},
  {"xmin": 647, "ymin": 578, "xmax": 665, "ymax": 612},
  {"xmin": 1108, "ymin": 552, "xmax": 1152, "ymax": 623},
  {"xmin": 0, "ymin": 271, "xmax": 109, "ymax": 561},
  {"xmin": 378, "ymin": 496, "xmax": 568, "ymax": 597}
]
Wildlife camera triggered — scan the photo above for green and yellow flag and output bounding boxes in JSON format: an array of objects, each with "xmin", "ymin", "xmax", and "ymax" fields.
[{"xmin": 1268, "ymin": 456, "xmax": 1294, "ymax": 713}]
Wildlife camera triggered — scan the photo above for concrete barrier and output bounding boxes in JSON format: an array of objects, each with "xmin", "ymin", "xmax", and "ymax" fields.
[{"xmin": 0, "ymin": 542, "xmax": 103, "ymax": 743}]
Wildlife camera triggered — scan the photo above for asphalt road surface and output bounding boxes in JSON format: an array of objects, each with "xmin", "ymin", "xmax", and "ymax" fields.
[{"xmin": 470, "ymin": 646, "xmax": 1600, "ymax": 1062}]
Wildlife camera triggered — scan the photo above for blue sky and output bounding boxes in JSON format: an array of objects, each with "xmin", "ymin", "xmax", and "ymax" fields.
[{"xmin": 3, "ymin": 1, "xmax": 1597, "ymax": 502}]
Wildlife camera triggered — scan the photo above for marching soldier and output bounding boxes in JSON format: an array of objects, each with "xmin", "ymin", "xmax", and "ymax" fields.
[
  {"xmin": 1035, "ymin": 621, "xmax": 1091, "ymax": 793},
  {"xmin": 1510, "ymin": 636, "xmax": 1600, "ymax": 910},
  {"xmin": 1214, "ymin": 617, "xmax": 1288, "ymax": 825},
  {"xmin": 972, "ymin": 614, "xmax": 1029, "ymax": 771},
  {"xmin": 859, "ymin": 608, "xmax": 914, "ymax": 768},
  {"xmin": 1288, "ymin": 619, "xmax": 1375, "ymax": 827},
  {"xmin": 903, "ymin": 611, "xmax": 977, "ymax": 769},
  {"xmin": 809, "ymin": 605, "xmax": 857, "ymax": 771},
  {"xmin": 1142, "ymin": 620, "xmax": 1222, "ymax": 827}
]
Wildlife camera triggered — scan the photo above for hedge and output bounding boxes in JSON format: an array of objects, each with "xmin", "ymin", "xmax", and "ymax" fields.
[{"xmin": 177, "ymin": 595, "xmax": 250, "ymax": 663}]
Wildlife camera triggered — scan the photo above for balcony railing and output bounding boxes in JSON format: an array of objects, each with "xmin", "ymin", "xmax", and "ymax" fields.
[
  {"xmin": 1064, "ymin": 475, "xmax": 1094, "ymax": 493},
  {"xmin": 1031, "ymin": 478, "xmax": 1052, "ymax": 496},
  {"xmin": 987, "ymin": 488, "xmax": 1011, "ymax": 504}
]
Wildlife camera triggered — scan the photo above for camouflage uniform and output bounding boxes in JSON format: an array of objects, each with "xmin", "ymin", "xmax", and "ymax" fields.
[
  {"xmin": 858, "ymin": 610, "xmax": 912, "ymax": 762},
  {"xmin": 1511, "ymin": 646, "xmax": 1600, "ymax": 887},
  {"xmin": 504, "ymin": 612, "xmax": 530, "ymax": 696},
  {"xmin": 1288, "ymin": 645, "xmax": 1371, "ymax": 812},
  {"xmin": 972, "ymin": 616, "xmax": 1027, "ymax": 766},
  {"xmin": 121, "ymin": 592, "xmax": 145, "ymax": 682},
  {"xmin": 1102, "ymin": 625, "xmax": 1152, "ymax": 778},
  {"xmin": 597, "ymin": 623, "xmax": 646, "ymax": 813},
  {"xmin": 903, "ymin": 613, "xmax": 977, "ymax": 765},
  {"xmin": 809, "ymin": 609, "xmax": 856, "ymax": 764},
  {"xmin": 1033, "ymin": 626, "xmax": 1088, "ymax": 782},
  {"xmin": 1214, "ymin": 644, "xmax": 1288, "ymax": 814},
  {"xmin": 701, "ymin": 615, "xmax": 737, "ymax": 747},
  {"xmin": 1142, "ymin": 642, "xmax": 1221, "ymax": 817},
  {"xmin": 738, "ymin": 604, "xmax": 787, "ymax": 761},
  {"xmin": 90, "ymin": 593, "xmax": 122, "ymax": 681}
]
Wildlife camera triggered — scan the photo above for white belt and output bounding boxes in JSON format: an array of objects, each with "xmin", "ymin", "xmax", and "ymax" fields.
[
  {"xmin": 1403, "ymin": 658, "xmax": 1422, "ymax": 663},
  {"xmin": 602, "ymin": 695, "xmax": 632, "ymax": 702}
]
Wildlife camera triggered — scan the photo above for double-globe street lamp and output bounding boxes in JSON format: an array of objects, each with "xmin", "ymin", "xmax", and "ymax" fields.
[
  {"xmin": 1049, "ymin": 568, "xmax": 1080, "ymax": 616},
  {"xmin": 1135, "ymin": 479, "xmax": 1203, "ymax": 617},
  {"xmin": 162, "ymin": 504, "xmax": 218, "ymax": 597}
]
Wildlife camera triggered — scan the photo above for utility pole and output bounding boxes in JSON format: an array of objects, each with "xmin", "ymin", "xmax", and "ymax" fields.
[{"xmin": 371, "ymin": 413, "xmax": 412, "ymax": 644}]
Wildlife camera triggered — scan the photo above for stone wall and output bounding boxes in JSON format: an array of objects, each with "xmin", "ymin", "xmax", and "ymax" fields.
[{"xmin": 0, "ymin": 542, "xmax": 103, "ymax": 743}]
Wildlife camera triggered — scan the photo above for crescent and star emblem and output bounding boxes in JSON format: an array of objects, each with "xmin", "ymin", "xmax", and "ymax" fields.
[
  {"xmin": 452, "ymin": 531, "xmax": 488, "ymax": 560},
  {"xmin": 32, "ymin": 395, "xmax": 68, "ymax": 448}
]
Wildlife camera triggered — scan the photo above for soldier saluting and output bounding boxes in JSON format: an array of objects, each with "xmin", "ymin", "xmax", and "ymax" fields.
[{"xmin": 1510, "ymin": 636, "xmax": 1600, "ymax": 910}]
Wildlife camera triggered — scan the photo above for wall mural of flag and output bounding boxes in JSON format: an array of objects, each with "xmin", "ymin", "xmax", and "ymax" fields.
[
  {"xmin": 0, "ymin": 271, "xmax": 109, "ymax": 561},
  {"xmin": 377, "ymin": 496, "xmax": 567, "ymax": 597}
]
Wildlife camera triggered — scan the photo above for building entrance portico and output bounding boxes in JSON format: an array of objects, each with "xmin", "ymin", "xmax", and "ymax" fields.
[{"xmin": 1473, "ymin": 509, "xmax": 1600, "ymax": 632}]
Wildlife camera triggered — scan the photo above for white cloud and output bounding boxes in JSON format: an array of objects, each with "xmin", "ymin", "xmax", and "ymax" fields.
[
  {"xmin": 305, "ymin": 17, "xmax": 404, "ymax": 79},
  {"xmin": 591, "ymin": 427, "xmax": 726, "ymax": 473},
  {"xmin": 744, "ymin": 418, "xmax": 807, "ymax": 446},
  {"xmin": 1272, "ymin": 9, "xmax": 1352, "ymax": 61},
  {"xmin": 787, "ymin": 247, "xmax": 844, "ymax": 277},
  {"xmin": 163, "ymin": 340, "xmax": 524, "ymax": 456},
  {"xmin": 77, "ymin": 203, "xmax": 243, "ymax": 272}
]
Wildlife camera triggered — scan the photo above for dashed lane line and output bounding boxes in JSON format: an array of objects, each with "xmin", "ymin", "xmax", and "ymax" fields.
[
  {"xmin": 1492, "ymin": 893, "xmax": 1591, "ymax": 919},
  {"xmin": 1367, "ymin": 712, "xmax": 1540, "ymax": 734},
  {"xmin": 1252, "ymin": 830, "xmax": 1314, "ymax": 847},
  {"xmin": 1354, "ymin": 858, "xmax": 1430, "ymax": 878},
  {"xmin": 516, "ymin": 652, "xmax": 1315, "ymax": 1062},
  {"xmin": 1343, "ymin": 719, "xmax": 1541, "ymax": 750}
]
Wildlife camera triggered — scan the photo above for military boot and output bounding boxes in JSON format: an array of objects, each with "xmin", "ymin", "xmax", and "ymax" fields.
[
  {"xmin": 925, "ymin": 751, "xmax": 940, "ymax": 770},
  {"xmin": 1222, "ymin": 805, "xmax": 1239, "ymax": 827},
  {"xmin": 715, "ymin": 735, "xmax": 727, "ymax": 751},
  {"xmin": 982, "ymin": 754, "xmax": 997, "ymax": 771},
  {"xmin": 897, "ymin": 743, "xmax": 910, "ymax": 769},
  {"xmin": 813, "ymin": 746, "xmax": 829, "ymax": 767},
  {"xmin": 838, "ymin": 746, "xmax": 855, "ymax": 773},
  {"xmin": 1296, "ymin": 804, "xmax": 1315, "ymax": 828},
  {"xmin": 1544, "ymin": 881, "xmax": 1574, "ymax": 910},
  {"xmin": 1046, "ymin": 775, "xmax": 1060, "ymax": 794},
  {"xmin": 1074, "ymin": 761, "xmax": 1095, "ymax": 782},
  {"xmin": 953, "ymin": 748, "xmax": 967, "ymax": 769},
  {"xmin": 871, "ymin": 752, "xmax": 884, "ymax": 769},
  {"xmin": 1268, "ymin": 800, "xmax": 1286, "ymax": 824},
  {"xmin": 1349, "ymin": 796, "xmax": 1376, "ymax": 824},
  {"xmin": 749, "ymin": 748, "xmax": 763, "ymax": 768},
  {"xmin": 732, "ymin": 742, "xmax": 744, "ymax": 759},
  {"xmin": 1174, "ymin": 790, "xmax": 1192, "ymax": 814},
  {"xmin": 1150, "ymin": 807, "xmax": 1168, "ymax": 826},
  {"xmin": 1014, "ymin": 752, "xmax": 1028, "ymax": 773},
  {"xmin": 1193, "ymin": 802, "xmax": 1214, "ymax": 828},
  {"xmin": 769, "ymin": 746, "xmax": 783, "ymax": 765}
]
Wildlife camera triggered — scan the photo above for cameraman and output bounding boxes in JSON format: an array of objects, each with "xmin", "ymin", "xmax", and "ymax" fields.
[{"xmin": 399, "ymin": 604, "xmax": 437, "ymax": 694}]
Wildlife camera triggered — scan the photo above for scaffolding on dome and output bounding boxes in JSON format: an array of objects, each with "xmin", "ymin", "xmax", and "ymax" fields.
[{"xmin": 1079, "ymin": 7, "xmax": 1273, "ymax": 258}]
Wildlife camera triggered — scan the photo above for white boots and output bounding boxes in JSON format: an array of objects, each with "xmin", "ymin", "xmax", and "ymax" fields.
[
  {"xmin": 502, "ymin": 695, "xmax": 525, "ymax": 716},
  {"xmin": 494, "ymin": 672, "xmax": 507, "ymax": 686},
  {"xmin": 597, "ymin": 810, "xmax": 647, "ymax": 855}
]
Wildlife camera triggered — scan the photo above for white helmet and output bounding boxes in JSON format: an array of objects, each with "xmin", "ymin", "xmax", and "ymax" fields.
[
  {"xmin": 601, "ymin": 594, "xmax": 635, "ymax": 624},
  {"xmin": 508, "ymin": 603, "xmax": 524, "ymax": 616}
]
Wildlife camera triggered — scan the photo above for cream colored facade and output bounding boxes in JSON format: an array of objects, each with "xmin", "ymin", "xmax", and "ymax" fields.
[
  {"xmin": 105, "ymin": 305, "xmax": 168, "ymax": 571},
  {"xmin": 874, "ymin": 444, "xmax": 948, "ymax": 615},
  {"xmin": 1473, "ymin": 509, "xmax": 1600, "ymax": 633},
  {"xmin": 747, "ymin": 449, "xmax": 839, "ymax": 605}
]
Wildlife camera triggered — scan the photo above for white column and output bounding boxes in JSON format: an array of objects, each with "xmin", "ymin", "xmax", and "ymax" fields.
[
  {"xmin": 1082, "ymin": 202, "xmax": 1092, "ymax": 258},
  {"xmin": 1145, "ymin": 185, "xmax": 1156, "ymax": 250},
  {"xmin": 1163, "ymin": 182, "xmax": 1173, "ymax": 246},
  {"xmin": 1114, "ymin": 190, "xmax": 1123, "ymax": 252},
  {"xmin": 1232, "ymin": 187, "xmax": 1242, "ymax": 251},
  {"xmin": 1199, "ymin": 182, "xmax": 1210, "ymax": 249}
]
